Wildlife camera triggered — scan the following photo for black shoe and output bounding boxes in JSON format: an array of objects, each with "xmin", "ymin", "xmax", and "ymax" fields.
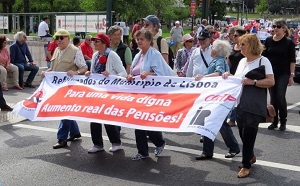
[
  {"xmin": 24, "ymin": 82, "xmax": 36, "ymax": 88},
  {"xmin": 53, "ymin": 140, "xmax": 67, "ymax": 149},
  {"xmin": 279, "ymin": 124, "xmax": 286, "ymax": 131},
  {"xmin": 268, "ymin": 123, "xmax": 278, "ymax": 130},
  {"xmin": 1, "ymin": 105, "xmax": 13, "ymax": 111},
  {"xmin": 200, "ymin": 136, "xmax": 204, "ymax": 143},
  {"xmin": 67, "ymin": 133, "xmax": 81, "ymax": 141},
  {"xmin": 195, "ymin": 154, "xmax": 213, "ymax": 160}
]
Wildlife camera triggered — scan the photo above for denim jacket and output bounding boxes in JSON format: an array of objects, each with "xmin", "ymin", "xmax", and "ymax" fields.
[{"xmin": 204, "ymin": 56, "xmax": 229, "ymax": 75}]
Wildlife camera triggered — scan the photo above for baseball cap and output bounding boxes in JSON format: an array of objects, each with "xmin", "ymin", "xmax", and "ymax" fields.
[
  {"xmin": 182, "ymin": 34, "xmax": 193, "ymax": 43},
  {"xmin": 143, "ymin": 15, "xmax": 160, "ymax": 25},
  {"xmin": 175, "ymin": 21, "xmax": 180, "ymax": 24},
  {"xmin": 55, "ymin": 29, "xmax": 70, "ymax": 36},
  {"xmin": 198, "ymin": 29, "xmax": 212, "ymax": 40},
  {"xmin": 92, "ymin": 33, "xmax": 110, "ymax": 47}
]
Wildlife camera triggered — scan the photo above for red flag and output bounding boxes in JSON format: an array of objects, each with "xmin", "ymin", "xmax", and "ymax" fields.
[{"xmin": 231, "ymin": 20, "xmax": 238, "ymax": 26}]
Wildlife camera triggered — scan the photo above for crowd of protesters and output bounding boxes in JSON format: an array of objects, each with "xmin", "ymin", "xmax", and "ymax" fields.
[{"xmin": 0, "ymin": 15, "xmax": 296, "ymax": 179}]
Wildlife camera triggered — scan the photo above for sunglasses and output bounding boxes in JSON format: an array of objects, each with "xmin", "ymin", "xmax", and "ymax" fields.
[
  {"xmin": 55, "ymin": 36, "xmax": 65, "ymax": 40},
  {"xmin": 272, "ymin": 25, "xmax": 282, "ymax": 29},
  {"xmin": 185, "ymin": 40, "xmax": 194, "ymax": 43},
  {"xmin": 234, "ymin": 34, "xmax": 240, "ymax": 37},
  {"xmin": 94, "ymin": 39, "xmax": 102, "ymax": 43}
]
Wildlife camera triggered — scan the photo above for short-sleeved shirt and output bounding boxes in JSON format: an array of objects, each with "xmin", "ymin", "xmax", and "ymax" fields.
[
  {"xmin": 234, "ymin": 56, "xmax": 273, "ymax": 78},
  {"xmin": 38, "ymin": 21, "xmax": 49, "ymax": 37},
  {"xmin": 80, "ymin": 42, "xmax": 93, "ymax": 60},
  {"xmin": 170, "ymin": 26, "xmax": 184, "ymax": 42},
  {"xmin": 46, "ymin": 41, "xmax": 58, "ymax": 61}
]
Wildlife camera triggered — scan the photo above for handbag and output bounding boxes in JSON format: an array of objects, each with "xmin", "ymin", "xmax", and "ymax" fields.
[
  {"xmin": 245, "ymin": 58, "xmax": 265, "ymax": 80},
  {"xmin": 266, "ymin": 104, "xmax": 276, "ymax": 122}
]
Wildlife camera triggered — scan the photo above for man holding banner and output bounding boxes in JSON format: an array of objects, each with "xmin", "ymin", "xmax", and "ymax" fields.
[{"xmin": 41, "ymin": 29, "xmax": 87, "ymax": 149}]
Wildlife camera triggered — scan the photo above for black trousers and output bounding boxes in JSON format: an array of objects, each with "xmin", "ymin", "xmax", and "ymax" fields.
[
  {"xmin": 237, "ymin": 111, "xmax": 265, "ymax": 169},
  {"xmin": 135, "ymin": 129, "xmax": 165, "ymax": 156},
  {"xmin": 90, "ymin": 122, "xmax": 121, "ymax": 147},
  {"xmin": 269, "ymin": 74, "xmax": 289, "ymax": 124}
]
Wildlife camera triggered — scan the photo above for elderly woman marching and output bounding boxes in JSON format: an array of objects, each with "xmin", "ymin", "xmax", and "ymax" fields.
[
  {"xmin": 223, "ymin": 34, "xmax": 275, "ymax": 178},
  {"xmin": 127, "ymin": 29, "xmax": 174, "ymax": 160},
  {"xmin": 194, "ymin": 39, "xmax": 240, "ymax": 161},
  {"xmin": 86, "ymin": 33, "xmax": 127, "ymax": 153}
]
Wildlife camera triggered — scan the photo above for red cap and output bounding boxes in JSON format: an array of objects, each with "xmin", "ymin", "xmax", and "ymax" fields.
[{"xmin": 92, "ymin": 33, "xmax": 110, "ymax": 47}]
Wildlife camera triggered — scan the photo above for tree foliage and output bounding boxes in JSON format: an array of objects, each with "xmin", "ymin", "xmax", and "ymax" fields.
[
  {"xmin": 256, "ymin": 0, "xmax": 269, "ymax": 15},
  {"xmin": 209, "ymin": 0, "xmax": 227, "ymax": 24}
]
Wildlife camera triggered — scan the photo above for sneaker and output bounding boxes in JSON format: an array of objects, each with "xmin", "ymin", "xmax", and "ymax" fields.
[
  {"xmin": 109, "ymin": 144, "xmax": 122, "ymax": 152},
  {"xmin": 88, "ymin": 145, "xmax": 104, "ymax": 153},
  {"xmin": 228, "ymin": 120, "xmax": 236, "ymax": 127},
  {"xmin": 154, "ymin": 143, "xmax": 165, "ymax": 156},
  {"xmin": 131, "ymin": 153, "xmax": 149, "ymax": 161}
]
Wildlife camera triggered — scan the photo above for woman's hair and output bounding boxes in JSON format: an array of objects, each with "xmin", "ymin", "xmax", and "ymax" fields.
[
  {"xmin": 135, "ymin": 29, "xmax": 153, "ymax": 42},
  {"xmin": 0, "ymin": 35, "xmax": 7, "ymax": 50},
  {"xmin": 239, "ymin": 34, "xmax": 264, "ymax": 55},
  {"xmin": 107, "ymin": 25, "xmax": 123, "ymax": 35},
  {"xmin": 273, "ymin": 19, "xmax": 290, "ymax": 37},
  {"xmin": 235, "ymin": 28, "xmax": 246, "ymax": 36},
  {"xmin": 14, "ymin": 31, "xmax": 26, "ymax": 41},
  {"xmin": 212, "ymin": 39, "xmax": 232, "ymax": 58}
]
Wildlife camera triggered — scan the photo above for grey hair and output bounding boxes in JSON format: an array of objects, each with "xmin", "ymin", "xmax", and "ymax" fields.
[
  {"xmin": 85, "ymin": 35, "xmax": 92, "ymax": 39},
  {"xmin": 14, "ymin": 31, "xmax": 26, "ymax": 41},
  {"xmin": 212, "ymin": 39, "xmax": 232, "ymax": 58},
  {"xmin": 107, "ymin": 25, "xmax": 123, "ymax": 35},
  {"xmin": 135, "ymin": 29, "xmax": 153, "ymax": 46}
]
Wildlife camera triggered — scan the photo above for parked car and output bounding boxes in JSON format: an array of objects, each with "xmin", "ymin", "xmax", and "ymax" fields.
[{"xmin": 294, "ymin": 49, "xmax": 300, "ymax": 83}]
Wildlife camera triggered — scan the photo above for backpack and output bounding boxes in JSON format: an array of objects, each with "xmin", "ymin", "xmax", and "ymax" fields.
[{"xmin": 157, "ymin": 36, "xmax": 175, "ymax": 69}]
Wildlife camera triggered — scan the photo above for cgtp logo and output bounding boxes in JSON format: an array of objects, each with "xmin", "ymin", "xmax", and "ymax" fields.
[{"xmin": 23, "ymin": 90, "xmax": 44, "ymax": 109}]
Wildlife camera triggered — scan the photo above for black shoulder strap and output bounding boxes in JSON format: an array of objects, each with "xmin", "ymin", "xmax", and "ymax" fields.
[
  {"xmin": 157, "ymin": 36, "xmax": 162, "ymax": 53},
  {"xmin": 259, "ymin": 57, "xmax": 262, "ymax": 66},
  {"xmin": 200, "ymin": 49, "xmax": 209, "ymax": 68}
]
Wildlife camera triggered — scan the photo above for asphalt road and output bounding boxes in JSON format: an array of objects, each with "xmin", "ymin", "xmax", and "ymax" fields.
[{"xmin": 1, "ymin": 83, "xmax": 300, "ymax": 186}]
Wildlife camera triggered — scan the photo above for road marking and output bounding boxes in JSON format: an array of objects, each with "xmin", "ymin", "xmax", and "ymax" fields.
[
  {"xmin": 287, "ymin": 101, "xmax": 300, "ymax": 110},
  {"xmin": 13, "ymin": 123, "xmax": 300, "ymax": 173}
]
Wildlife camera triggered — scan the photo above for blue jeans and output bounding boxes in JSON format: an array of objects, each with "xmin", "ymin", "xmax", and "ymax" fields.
[
  {"xmin": 57, "ymin": 120, "xmax": 80, "ymax": 140},
  {"xmin": 14, "ymin": 63, "xmax": 39, "ymax": 86},
  {"xmin": 269, "ymin": 74, "xmax": 289, "ymax": 124},
  {"xmin": 90, "ymin": 122, "xmax": 121, "ymax": 147},
  {"xmin": 202, "ymin": 120, "xmax": 240, "ymax": 156},
  {"xmin": 229, "ymin": 107, "xmax": 237, "ymax": 121},
  {"xmin": 47, "ymin": 61, "xmax": 51, "ymax": 69},
  {"xmin": 135, "ymin": 130, "xmax": 165, "ymax": 156},
  {"xmin": 86, "ymin": 60, "xmax": 91, "ymax": 71}
]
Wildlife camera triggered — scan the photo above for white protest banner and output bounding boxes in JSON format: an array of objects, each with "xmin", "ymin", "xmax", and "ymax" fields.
[
  {"xmin": 13, "ymin": 72, "xmax": 243, "ymax": 140},
  {"xmin": 56, "ymin": 15, "xmax": 106, "ymax": 33},
  {"xmin": 0, "ymin": 16, "xmax": 8, "ymax": 29}
]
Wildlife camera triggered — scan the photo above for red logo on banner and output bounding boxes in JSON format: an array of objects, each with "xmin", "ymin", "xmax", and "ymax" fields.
[{"xmin": 23, "ymin": 90, "xmax": 44, "ymax": 109}]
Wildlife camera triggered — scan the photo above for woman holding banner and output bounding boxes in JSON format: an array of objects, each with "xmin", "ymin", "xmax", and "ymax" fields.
[
  {"xmin": 127, "ymin": 29, "xmax": 174, "ymax": 160},
  {"xmin": 86, "ymin": 33, "xmax": 127, "ymax": 153},
  {"xmin": 223, "ymin": 34, "xmax": 274, "ymax": 178},
  {"xmin": 194, "ymin": 39, "xmax": 240, "ymax": 161}
]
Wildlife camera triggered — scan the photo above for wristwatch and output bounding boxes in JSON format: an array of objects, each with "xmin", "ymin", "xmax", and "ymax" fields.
[
  {"xmin": 291, "ymin": 72, "xmax": 295, "ymax": 76},
  {"xmin": 253, "ymin": 79, "xmax": 257, "ymax": 86}
]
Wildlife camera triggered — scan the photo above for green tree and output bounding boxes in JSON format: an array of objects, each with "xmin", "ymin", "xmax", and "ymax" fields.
[
  {"xmin": 209, "ymin": 0, "xmax": 227, "ymax": 24},
  {"xmin": 256, "ymin": 0, "xmax": 269, "ymax": 16}
]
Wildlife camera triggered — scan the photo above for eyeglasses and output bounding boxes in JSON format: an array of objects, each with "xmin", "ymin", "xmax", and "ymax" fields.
[
  {"xmin": 272, "ymin": 25, "xmax": 282, "ymax": 29},
  {"xmin": 94, "ymin": 39, "xmax": 102, "ymax": 43},
  {"xmin": 240, "ymin": 43, "xmax": 247, "ymax": 46},
  {"xmin": 234, "ymin": 34, "xmax": 240, "ymax": 37},
  {"xmin": 198, "ymin": 38, "xmax": 207, "ymax": 41},
  {"xmin": 185, "ymin": 40, "xmax": 194, "ymax": 43},
  {"xmin": 55, "ymin": 36, "xmax": 65, "ymax": 40},
  {"xmin": 144, "ymin": 23, "xmax": 150, "ymax": 27},
  {"xmin": 86, "ymin": 39, "xmax": 91, "ymax": 41}
]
